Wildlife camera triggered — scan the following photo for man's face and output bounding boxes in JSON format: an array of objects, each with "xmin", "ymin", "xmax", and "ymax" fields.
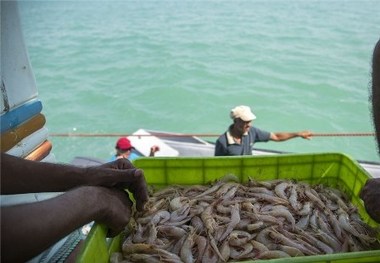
[
  {"xmin": 235, "ymin": 118, "xmax": 252, "ymax": 134},
  {"xmin": 117, "ymin": 149, "xmax": 131, "ymax": 159}
]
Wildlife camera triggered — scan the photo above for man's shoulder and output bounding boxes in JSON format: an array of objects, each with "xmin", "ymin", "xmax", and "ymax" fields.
[
  {"xmin": 216, "ymin": 132, "xmax": 227, "ymax": 143},
  {"xmin": 249, "ymin": 126, "xmax": 268, "ymax": 133}
]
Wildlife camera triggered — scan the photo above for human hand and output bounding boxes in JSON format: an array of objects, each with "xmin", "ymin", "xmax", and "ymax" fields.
[
  {"xmin": 150, "ymin": 145, "xmax": 160, "ymax": 153},
  {"xmin": 99, "ymin": 158, "xmax": 135, "ymax": 170},
  {"xmin": 360, "ymin": 178, "xmax": 380, "ymax": 223},
  {"xmin": 93, "ymin": 187, "xmax": 134, "ymax": 237},
  {"xmin": 299, "ymin": 131, "xmax": 313, "ymax": 140},
  {"xmin": 92, "ymin": 160, "xmax": 149, "ymax": 212},
  {"xmin": 116, "ymin": 168, "xmax": 149, "ymax": 212}
]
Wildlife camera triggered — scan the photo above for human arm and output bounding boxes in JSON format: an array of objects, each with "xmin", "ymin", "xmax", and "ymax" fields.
[
  {"xmin": 149, "ymin": 145, "xmax": 160, "ymax": 157},
  {"xmin": 214, "ymin": 137, "xmax": 228, "ymax": 156},
  {"xmin": 1, "ymin": 153, "xmax": 148, "ymax": 211},
  {"xmin": 1, "ymin": 186, "xmax": 133, "ymax": 262},
  {"xmin": 269, "ymin": 131, "xmax": 312, "ymax": 142},
  {"xmin": 359, "ymin": 178, "xmax": 380, "ymax": 223}
]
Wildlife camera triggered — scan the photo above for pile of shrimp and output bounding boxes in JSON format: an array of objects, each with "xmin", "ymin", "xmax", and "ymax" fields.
[{"xmin": 111, "ymin": 177, "xmax": 379, "ymax": 263}]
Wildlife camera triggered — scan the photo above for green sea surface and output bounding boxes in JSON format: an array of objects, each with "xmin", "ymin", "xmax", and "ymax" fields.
[{"xmin": 18, "ymin": 0, "xmax": 380, "ymax": 163}]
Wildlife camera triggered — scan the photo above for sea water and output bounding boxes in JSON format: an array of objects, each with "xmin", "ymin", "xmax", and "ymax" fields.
[{"xmin": 18, "ymin": 0, "xmax": 380, "ymax": 163}]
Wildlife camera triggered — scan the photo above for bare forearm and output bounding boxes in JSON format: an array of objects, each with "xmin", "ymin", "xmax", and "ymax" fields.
[
  {"xmin": 270, "ymin": 131, "xmax": 312, "ymax": 141},
  {"xmin": 1, "ymin": 153, "xmax": 94, "ymax": 194},
  {"xmin": 0, "ymin": 153, "xmax": 141, "ymax": 194},
  {"xmin": 1, "ymin": 187, "xmax": 101, "ymax": 262},
  {"xmin": 1, "ymin": 153, "xmax": 148, "ymax": 211},
  {"xmin": 1, "ymin": 186, "xmax": 133, "ymax": 262},
  {"xmin": 272, "ymin": 132, "xmax": 299, "ymax": 141}
]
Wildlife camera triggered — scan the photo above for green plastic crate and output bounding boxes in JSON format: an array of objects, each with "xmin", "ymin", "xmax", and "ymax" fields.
[{"xmin": 77, "ymin": 153, "xmax": 380, "ymax": 263}]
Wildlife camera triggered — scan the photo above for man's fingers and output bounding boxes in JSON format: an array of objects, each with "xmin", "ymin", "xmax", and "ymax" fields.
[
  {"xmin": 100, "ymin": 158, "xmax": 135, "ymax": 170},
  {"xmin": 129, "ymin": 169, "xmax": 149, "ymax": 211},
  {"xmin": 135, "ymin": 190, "xmax": 149, "ymax": 211},
  {"xmin": 105, "ymin": 189, "xmax": 133, "ymax": 237},
  {"xmin": 116, "ymin": 169, "xmax": 148, "ymax": 212}
]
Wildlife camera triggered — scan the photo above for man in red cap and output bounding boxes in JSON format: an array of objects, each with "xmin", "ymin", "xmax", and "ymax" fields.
[{"xmin": 110, "ymin": 137, "xmax": 160, "ymax": 161}]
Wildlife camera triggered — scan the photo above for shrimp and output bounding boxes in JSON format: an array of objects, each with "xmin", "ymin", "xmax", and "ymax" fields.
[
  {"xmin": 215, "ymin": 182, "xmax": 236, "ymax": 197},
  {"xmin": 147, "ymin": 222, "xmax": 158, "ymax": 244},
  {"xmin": 274, "ymin": 181, "xmax": 291, "ymax": 200},
  {"xmin": 268, "ymin": 229, "xmax": 317, "ymax": 255},
  {"xmin": 240, "ymin": 201, "xmax": 257, "ymax": 213},
  {"xmin": 338, "ymin": 209, "xmax": 377, "ymax": 244},
  {"xmin": 219, "ymin": 239, "xmax": 230, "ymax": 262},
  {"xmin": 201, "ymin": 243, "xmax": 218, "ymax": 263},
  {"xmin": 256, "ymin": 250, "xmax": 291, "ymax": 259},
  {"xmin": 201, "ymin": 203, "xmax": 217, "ymax": 234},
  {"xmin": 145, "ymin": 197, "xmax": 168, "ymax": 213},
  {"xmin": 324, "ymin": 188, "xmax": 350, "ymax": 212},
  {"xmin": 155, "ymin": 248, "xmax": 184, "ymax": 263},
  {"xmin": 194, "ymin": 235, "xmax": 208, "ymax": 263},
  {"xmin": 327, "ymin": 212, "xmax": 343, "ymax": 241},
  {"xmin": 190, "ymin": 215, "xmax": 205, "ymax": 234},
  {"xmin": 208, "ymin": 232, "xmax": 226, "ymax": 262},
  {"xmin": 189, "ymin": 205, "xmax": 204, "ymax": 216},
  {"xmin": 297, "ymin": 201, "xmax": 312, "ymax": 216},
  {"xmin": 194, "ymin": 181, "xmax": 224, "ymax": 199},
  {"xmin": 151, "ymin": 210, "xmax": 171, "ymax": 225},
  {"xmin": 219, "ymin": 203, "xmax": 240, "ymax": 241},
  {"xmin": 170, "ymin": 204, "xmax": 190, "ymax": 222},
  {"xmin": 295, "ymin": 214, "xmax": 310, "ymax": 230},
  {"xmin": 304, "ymin": 187, "xmax": 326, "ymax": 209},
  {"xmin": 250, "ymin": 239, "xmax": 269, "ymax": 253},
  {"xmin": 236, "ymin": 218, "xmax": 252, "ymax": 230},
  {"xmin": 122, "ymin": 243, "xmax": 155, "ymax": 255},
  {"xmin": 247, "ymin": 221, "xmax": 265, "ymax": 232},
  {"xmin": 229, "ymin": 230, "xmax": 252, "ymax": 246},
  {"xmin": 248, "ymin": 186, "xmax": 275, "ymax": 196},
  {"xmin": 248, "ymin": 192, "xmax": 289, "ymax": 206},
  {"xmin": 264, "ymin": 207, "xmax": 295, "ymax": 230},
  {"xmin": 309, "ymin": 209, "xmax": 318, "ymax": 230},
  {"xmin": 247, "ymin": 178, "xmax": 277, "ymax": 189},
  {"xmin": 216, "ymin": 203, "xmax": 231, "ymax": 214},
  {"xmin": 298, "ymin": 231, "xmax": 334, "ymax": 254},
  {"xmin": 229, "ymin": 243, "xmax": 254, "ymax": 260},
  {"xmin": 253, "ymin": 213, "xmax": 281, "ymax": 226},
  {"xmin": 157, "ymin": 225, "xmax": 187, "ymax": 239},
  {"xmin": 126, "ymin": 253, "xmax": 160, "ymax": 263},
  {"xmin": 182, "ymin": 185, "xmax": 209, "ymax": 196},
  {"xmin": 170, "ymin": 196, "xmax": 189, "ymax": 211},
  {"xmin": 165, "ymin": 217, "xmax": 192, "ymax": 227},
  {"xmin": 222, "ymin": 184, "xmax": 239, "ymax": 201},
  {"xmin": 315, "ymin": 210, "xmax": 334, "ymax": 236},
  {"xmin": 267, "ymin": 244, "xmax": 304, "ymax": 257},
  {"xmin": 171, "ymin": 234, "xmax": 187, "ymax": 255},
  {"xmin": 313, "ymin": 229, "xmax": 342, "ymax": 252},
  {"xmin": 137, "ymin": 214, "xmax": 154, "ymax": 225},
  {"xmin": 289, "ymin": 185, "xmax": 301, "ymax": 211},
  {"xmin": 132, "ymin": 223, "xmax": 146, "ymax": 243},
  {"xmin": 180, "ymin": 231, "xmax": 195, "ymax": 263}
]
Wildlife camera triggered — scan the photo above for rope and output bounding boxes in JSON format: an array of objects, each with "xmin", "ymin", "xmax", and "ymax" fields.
[
  {"xmin": 49, "ymin": 132, "xmax": 375, "ymax": 138},
  {"xmin": 311, "ymin": 132, "xmax": 375, "ymax": 137}
]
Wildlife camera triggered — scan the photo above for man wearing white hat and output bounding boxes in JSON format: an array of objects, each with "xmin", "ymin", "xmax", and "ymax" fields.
[{"xmin": 215, "ymin": 105, "xmax": 312, "ymax": 156}]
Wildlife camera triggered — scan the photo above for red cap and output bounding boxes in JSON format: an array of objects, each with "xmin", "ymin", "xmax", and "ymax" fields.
[{"xmin": 116, "ymin": 137, "xmax": 133, "ymax": 151}]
